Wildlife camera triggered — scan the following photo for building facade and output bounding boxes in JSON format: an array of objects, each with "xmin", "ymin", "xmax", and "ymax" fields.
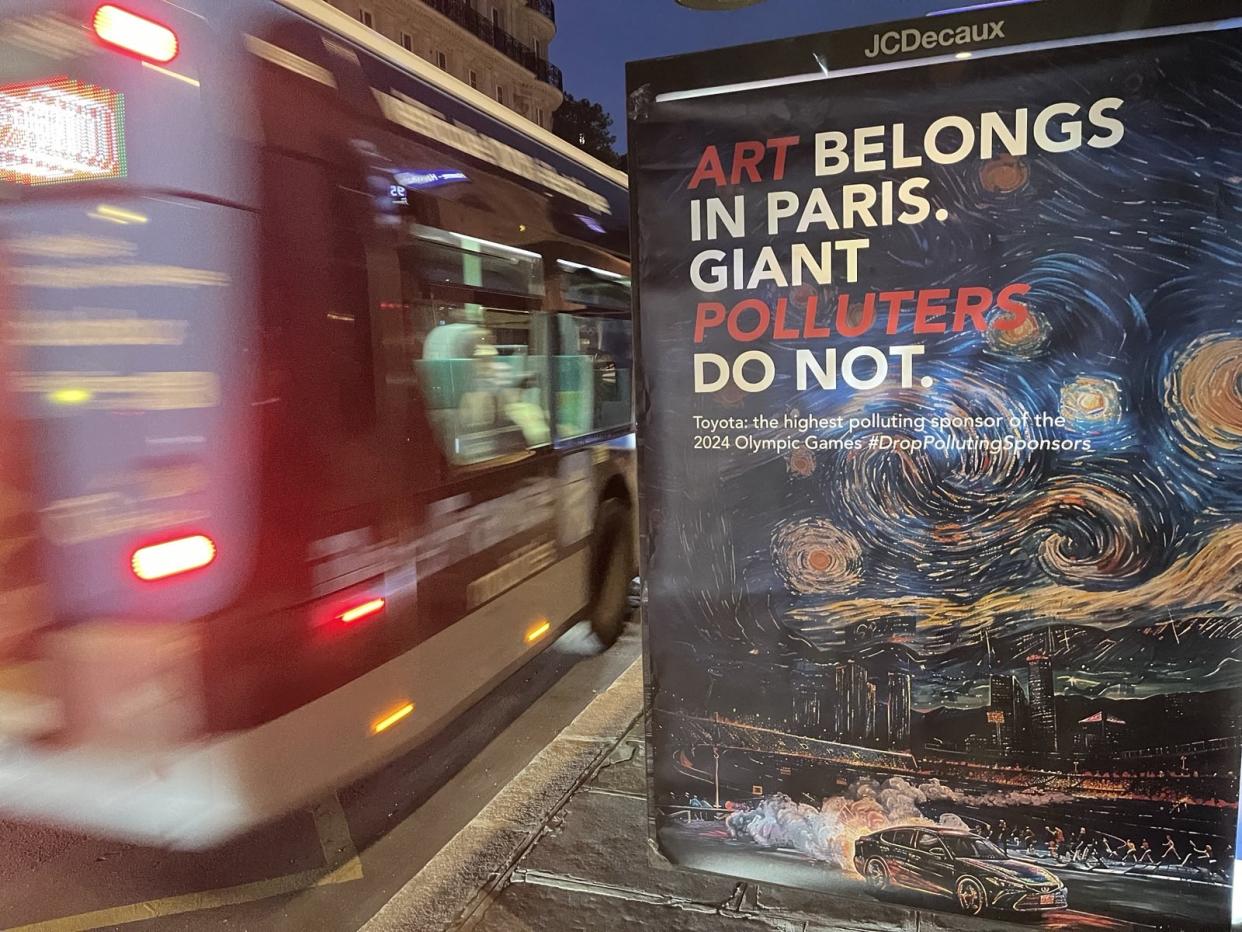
[
  {"xmin": 845, "ymin": 660, "xmax": 869, "ymax": 743},
  {"xmin": 886, "ymin": 671, "xmax": 912, "ymax": 750},
  {"xmin": 791, "ymin": 659, "xmax": 825, "ymax": 739},
  {"xmin": 988, "ymin": 673, "xmax": 1029, "ymax": 755},
  {"xmin": 831, "ymin": 663, "xmax": 847, "ymax": 739},
  {"xmin": 863, "ymin": 681, "xmax": 877, "ymax": 744},
  {"xmin": 1026, "ymin": 652, "xmax": 1058, "ymax": 754},
  {"xmin": 1071, "ymin": 712, "xmax": 1127, "ymax": 758},
  {"xmin": 327, "ymin": 0, "xmax": 563, "ymax": 129},
  {"xmin": 791, "ymin": 660, "xmax": 908, "ymax": 751}
]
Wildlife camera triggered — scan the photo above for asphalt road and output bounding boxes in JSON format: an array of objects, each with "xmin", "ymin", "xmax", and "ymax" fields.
[
  {"xmin": 659, "ymin": 825, "xmax": 1232, "ymax": 932},
  {"xmin": 0, "ymin": 619, "xmax": 642, "ymax": 932}
]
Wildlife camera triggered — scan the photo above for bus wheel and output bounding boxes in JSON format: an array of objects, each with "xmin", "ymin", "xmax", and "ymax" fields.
[{"xmin": 590, "ymin": 499, "xmax": 633, "ymax": 646}]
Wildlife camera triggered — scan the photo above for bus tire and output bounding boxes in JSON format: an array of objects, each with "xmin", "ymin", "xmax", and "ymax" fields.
[{"xmin": 590, "ymin": 499, "xmax": 633, "ymax": 646}]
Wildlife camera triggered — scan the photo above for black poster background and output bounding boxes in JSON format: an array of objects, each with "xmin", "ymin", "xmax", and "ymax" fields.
[{"xmin": 629, "ymin": 9, "xmax": 1242, "ymax": 930}]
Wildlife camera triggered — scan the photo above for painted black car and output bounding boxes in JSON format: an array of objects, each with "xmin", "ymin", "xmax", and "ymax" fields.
[{"xmin": 853, "ymin": 826, "xmax": 1067, "ymax": 916}]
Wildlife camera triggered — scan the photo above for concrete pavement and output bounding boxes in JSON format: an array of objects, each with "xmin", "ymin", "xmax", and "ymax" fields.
[{"xmin": 363, "ymin": 653, "xmax": 1155, "ymax": 932}]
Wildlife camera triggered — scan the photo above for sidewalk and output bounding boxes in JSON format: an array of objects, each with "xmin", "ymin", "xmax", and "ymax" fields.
[{"xmin": 360, "ymin": 658, "xmax": 1144, "ymax": 932}]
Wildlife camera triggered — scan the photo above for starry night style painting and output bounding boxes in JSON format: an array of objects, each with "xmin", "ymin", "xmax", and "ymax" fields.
[{"xmin": 629, "ymin": 5, "xmax": 1242, "ymax": 929}]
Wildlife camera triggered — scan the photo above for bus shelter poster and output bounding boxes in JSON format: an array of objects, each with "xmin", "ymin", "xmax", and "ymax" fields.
[{"xmin": 629, "ymin": 10, "xmax": 1242, "ymax": 930}]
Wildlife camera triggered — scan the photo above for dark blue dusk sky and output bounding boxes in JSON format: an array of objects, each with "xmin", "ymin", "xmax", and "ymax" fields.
[{"xmin": 553, "ymin": 0, "xmax": 960, "ymax": 150}]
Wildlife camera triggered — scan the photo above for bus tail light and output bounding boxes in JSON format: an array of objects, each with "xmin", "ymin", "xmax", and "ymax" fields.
[
  {"xmin": 335, "ymin": 597, "xmax": 385, "ymax": 625},
  {"xmin": 131, "ymin": 534, "xmax": 216, "ymax": 581},
  {"xmin": 93, "ymin": 5, "xmax": 179, "ymax": 64},
  {"xmin": 0, "ymin": 78, "xmax": 126, "ymax": 186}
]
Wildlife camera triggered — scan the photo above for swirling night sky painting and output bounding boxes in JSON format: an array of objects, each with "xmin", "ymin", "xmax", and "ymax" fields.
[{"xmin": 631, "ymin": 16, "xmax": 1242, "ymax": 931}]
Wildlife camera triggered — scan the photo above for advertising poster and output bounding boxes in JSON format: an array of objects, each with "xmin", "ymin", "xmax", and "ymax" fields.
[{"xmin": 627, "ymin": 3, "xmax": 1242, "ymax": 928}]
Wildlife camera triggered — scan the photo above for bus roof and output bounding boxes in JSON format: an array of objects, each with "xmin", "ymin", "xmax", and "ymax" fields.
[{"xmin": 274, "ymin": 0, "xmax": 628, "ymax": 191}]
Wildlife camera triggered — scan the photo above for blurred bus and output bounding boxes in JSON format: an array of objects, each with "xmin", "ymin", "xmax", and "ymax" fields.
[{"xmin": 0, "ymin": 0, "xmax": 634, "ymax": 847}]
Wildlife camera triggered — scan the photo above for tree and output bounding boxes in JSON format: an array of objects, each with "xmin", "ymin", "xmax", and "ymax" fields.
[{"xmin": 553, "ymin": 94, "xmax": 622, "ymax": 168}]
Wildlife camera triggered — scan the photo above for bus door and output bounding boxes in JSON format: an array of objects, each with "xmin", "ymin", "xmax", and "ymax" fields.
[
  {"xmin": 384, "ymin": 220, "xmax": 570, "ymax": 653},
  {"xmin": 0, "ymin": 0, "xmax": 261, "ymax": 744},
  {"xmin": 369, "ymin": 170, "xmax": 580, "ymax": 691}
]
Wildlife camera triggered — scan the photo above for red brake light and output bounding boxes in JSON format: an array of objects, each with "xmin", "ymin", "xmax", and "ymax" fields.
[
  {"xmin": 336, "ymin": 597, "xmax": 386, "ymax": 625},
  {"xmin": 132, "ymin": 535, "xmax": 216, "ymax": 581},
  {"xmin": 93, "ymin": 5, "xmax": 179, "ymax": 64}
]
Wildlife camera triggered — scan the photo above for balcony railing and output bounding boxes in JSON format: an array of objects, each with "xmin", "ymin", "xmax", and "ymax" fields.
[
  {"xmin": 526, "ymin": 0, "xmax": 556, "ymax": 23},
  {"xmin": 417, "ymin": 0, "xmax": 563, "ymax": 91},
  {"xmin": 534, "ymin": 59, "xmax": 562, "ymax": 90}
]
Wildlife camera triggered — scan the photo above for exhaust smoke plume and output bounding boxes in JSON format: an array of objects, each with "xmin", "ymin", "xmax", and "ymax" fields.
[{"xmin": 725, "ymin": 776, "xmax": 1071, "ymax": 871}]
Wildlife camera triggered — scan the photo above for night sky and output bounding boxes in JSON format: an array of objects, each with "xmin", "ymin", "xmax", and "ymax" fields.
[{"xmin": 553, "ymin": 0, "xmax": 951, "ymax": 145}]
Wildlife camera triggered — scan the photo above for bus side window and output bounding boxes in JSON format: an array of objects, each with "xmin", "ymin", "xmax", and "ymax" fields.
[
  {"xmin": 547, "ymin": 258, "xmax": 633, "ymax": 441},
  {"xmin": 556, "ymin": 313, "xmax": 633, "ymax": 440},
  {"xmin": 403, "ymin": 224, "xmax": 544, "ymax": 298},
  {"xmin": 389, "ymin": 223, "xmax": 550, "ymax": 464},
  {"xmin": 394, "ymin": 303, "xmax": 551, "ymax": 464}
]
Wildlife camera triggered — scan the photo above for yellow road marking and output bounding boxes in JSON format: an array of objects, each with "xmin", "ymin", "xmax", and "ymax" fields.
[
  {"xmin": 8, "ymin": 869, "xmax": 329, "ymax": 932},
  {"xmin": 7, "ymin": 796, "xmax": 363, "ymax": 932}
]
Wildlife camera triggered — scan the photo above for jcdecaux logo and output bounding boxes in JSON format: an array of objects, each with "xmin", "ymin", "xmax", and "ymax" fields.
[{"xmin": 863, "ymin": 20, "xmax": 1005, "ymax": 59}]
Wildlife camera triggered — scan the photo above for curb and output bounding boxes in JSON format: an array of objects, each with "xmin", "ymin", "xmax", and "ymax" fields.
[{"xmin": 358, "ymin": 658, "xmax": 644, "ymax": 932}]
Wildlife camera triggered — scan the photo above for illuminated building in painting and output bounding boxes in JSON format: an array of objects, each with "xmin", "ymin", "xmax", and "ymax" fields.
[
  {"xmin": 1027, "ymin": 653, "xmax": 1058, "ymax": 753},
  {"xmin": 887, "ymin": 671, "xmax": 912, "ymax": 750},
  {"xmin": 988, "ymin": 673, "xmax": 1029, "ymax": 754}
]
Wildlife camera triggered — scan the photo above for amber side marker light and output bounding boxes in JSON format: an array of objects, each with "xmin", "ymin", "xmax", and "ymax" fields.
[
  {"xmin": 93, "ymin": 4, "xmax": 179, "ymax": 63},
  {"xmin": 91, "ymin": 204, "xmax": 148, "ymax": 225},
  {"xmin": 337, "ymin": 597, "xmax": 385, "ymax": 625},
  {"xmin": 371, "ymin": 702, "xmax": 414, "ymax": 735},
  {"xmin": 131, "ymin": 534, "xmax": 216, "ymax": 581},
  {"xmin": 525, "ymin": 619, "xmax": 551, "ymax": 644}
]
